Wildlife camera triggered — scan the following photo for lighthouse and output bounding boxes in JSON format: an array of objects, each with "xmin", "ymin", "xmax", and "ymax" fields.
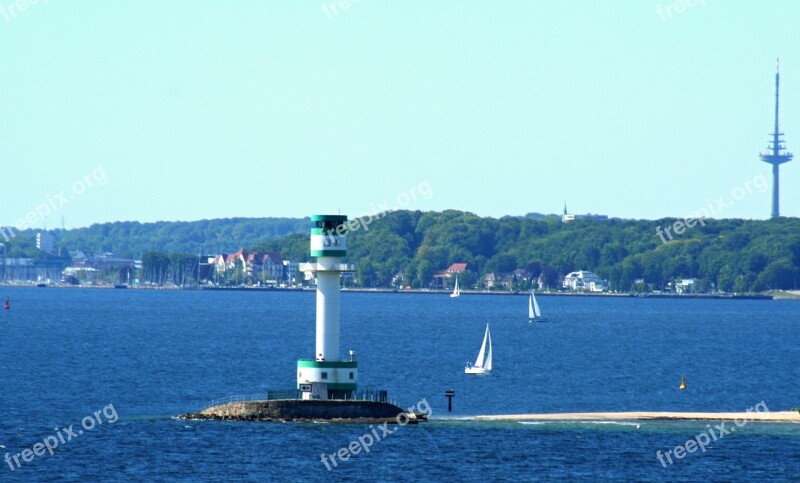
[
  {"xmin": 297, "ymin": 215, "xmax": 357, "ymax": 400},
  {"xmin": 183, "ymin": 213, "xmax": 421, "ymax": 421}
]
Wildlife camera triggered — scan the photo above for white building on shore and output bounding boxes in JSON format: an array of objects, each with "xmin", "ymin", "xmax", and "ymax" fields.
[
  {"xmin": 563, "ymin": 270, "xmax": 608, "ymax": 292},
  {"xmin": 675, "ymin": 279, "xmax": 696, "ymax": 294}
]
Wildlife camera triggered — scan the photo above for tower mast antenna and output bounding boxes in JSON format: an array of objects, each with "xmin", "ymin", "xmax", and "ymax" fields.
[{"xmin": 760, "ymin": 58, "xmax": 793, "ymax": 218}]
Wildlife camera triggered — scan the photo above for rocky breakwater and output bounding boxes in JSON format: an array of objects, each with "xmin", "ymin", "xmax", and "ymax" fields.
[{"xmin": 179, "ymin": 399, "xmax": 426, "ymax": 423}]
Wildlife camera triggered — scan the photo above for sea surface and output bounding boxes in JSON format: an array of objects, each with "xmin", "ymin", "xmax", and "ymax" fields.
[{"xmin": 1, "ymin": 287, "xmax": 798, "ymax": 481}]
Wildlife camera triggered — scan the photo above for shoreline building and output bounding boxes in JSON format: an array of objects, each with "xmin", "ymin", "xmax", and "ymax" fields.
[
  {"xmin": 760, "ymin": 59, "xmax": 793, "ymax": 218},
  {"xmin": 433, "ymin": 262, "xmax": 468, "ymax": 289},
  {"xmin": 563, "ymin": 270, "xmax": 608, "ymax": 292},
  {"xmin": 562, "ymin": 204, "xmax": 609, "ymax": 223},
  {"xmin": 36, "ymin": 232, "xmax": 55, "ymax": 254}
]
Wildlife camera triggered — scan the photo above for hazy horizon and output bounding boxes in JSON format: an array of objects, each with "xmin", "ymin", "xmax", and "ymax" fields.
[
  {"xmin": 2, "ymin": 1, "xmax": 798, "ymax": 229},
  {"xmin": 12, "ymin": 209, "xmax": 800, "ymax": 233}
]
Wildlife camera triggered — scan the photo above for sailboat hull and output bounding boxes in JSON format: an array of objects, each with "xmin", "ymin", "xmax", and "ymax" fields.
[{"xmin": 464, "ymin": 366, "xmax": 491, "ymax": 375}]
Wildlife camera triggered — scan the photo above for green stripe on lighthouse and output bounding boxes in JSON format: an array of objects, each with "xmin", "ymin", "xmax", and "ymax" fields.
[
  {"xmin": 297, "ymin": 360, "xmax": 357, "ymax": 369},
  {"xmin": 310, "ymin": 250, "xmax": 347, "ymax": 257}
]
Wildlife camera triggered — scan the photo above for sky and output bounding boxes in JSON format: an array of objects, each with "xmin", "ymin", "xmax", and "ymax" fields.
[{"xmin": 1, "ymin": 0, "xmax": 798, "ymax": 229}]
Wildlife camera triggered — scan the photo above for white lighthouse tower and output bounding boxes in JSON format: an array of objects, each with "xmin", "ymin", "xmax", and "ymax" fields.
[{"xmin": 297, "ymin": 215, "xmax": 357, "ymax": 400}]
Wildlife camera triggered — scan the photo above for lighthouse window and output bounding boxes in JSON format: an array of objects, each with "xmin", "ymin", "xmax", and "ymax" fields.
[
  {"xmin": 349, "ymin": 372, "xmax": 354, "ymax": 380},
  {"xmin": 321, "ymin": 372, "xmax": 328, "ymax": 380}
]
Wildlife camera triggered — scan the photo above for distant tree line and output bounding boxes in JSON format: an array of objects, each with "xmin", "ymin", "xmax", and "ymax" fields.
[
  {"xmin": 260, "ymin": 210, "xmax": 800, "ymax": 292},
  {"xmin": 49, "ymin": 217, "xmax": 308, "ymax": 258},
  {"xmin": 7, "ymin": 211, "xmax": 800, "ymax": 292}
]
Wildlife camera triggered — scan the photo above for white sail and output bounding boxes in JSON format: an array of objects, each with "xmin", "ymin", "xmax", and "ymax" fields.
[
  {"xmin": 450, "ymin": 277, "xmax": 461, "ymax": 298},
  {"xmin": 474, "ymin": 324, "xmax": 488, "ymax": 368},
  {"xmin": 484, "ymin": 326, "xmax": 492, "ymax": 370},
  {"xmin": 532, "ymin": 292, "xmax": 541, "ymax": 317},
  {"xmin": 465, "ymin": 323, "xmax": 492, "ymax": 374},
  {"xmin": 528, "ymin": 292, "xmax": 535, "ymax": 318}
]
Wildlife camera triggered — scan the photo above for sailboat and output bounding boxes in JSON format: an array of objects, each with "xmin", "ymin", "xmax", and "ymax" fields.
[
  {"xmin": 528, "ymin": 290, "xmax": 547, "ymax": 321},
  {"xmin": 465, "ymin": 324, "xmax": 492, "ymax": 375},
  {"xmin": 450, "ymin": 277, "xmax": 461, "ymax": 298}
]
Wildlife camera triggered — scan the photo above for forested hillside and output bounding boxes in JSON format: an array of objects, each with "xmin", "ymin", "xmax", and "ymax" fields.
[
  {"xmin": 48, "ymin": 218, "xmax": 307, "ymax": 257},
  {"xmin": 6, "ymin": 211, "xmax": 799, "ymax": 292},
  {"xmin": 259, "ymin": 210, "xmax": 800, "ymax": 292}
]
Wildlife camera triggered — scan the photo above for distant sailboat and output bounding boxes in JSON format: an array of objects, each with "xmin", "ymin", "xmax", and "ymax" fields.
[
  {"xmin": 528, "ymin": 291, "xmax": 547, "ymax": 321},
  {"xmin": 465, "ymin": 324, "xmax": 492, "ymax": 375},
  {"xmin": 450, "ymin": 277, "xmax": 461, "ymax": 298}
]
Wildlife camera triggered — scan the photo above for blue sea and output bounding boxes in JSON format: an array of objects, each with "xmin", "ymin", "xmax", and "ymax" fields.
[{"xmin": 1, "ymin": 287, "xmax": 799, "ymax": 481}]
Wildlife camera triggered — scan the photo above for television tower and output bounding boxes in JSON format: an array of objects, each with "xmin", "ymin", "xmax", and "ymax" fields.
[{"xmin": 760, "ymin": 59, "xmax": 793, "ymax": 218}]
